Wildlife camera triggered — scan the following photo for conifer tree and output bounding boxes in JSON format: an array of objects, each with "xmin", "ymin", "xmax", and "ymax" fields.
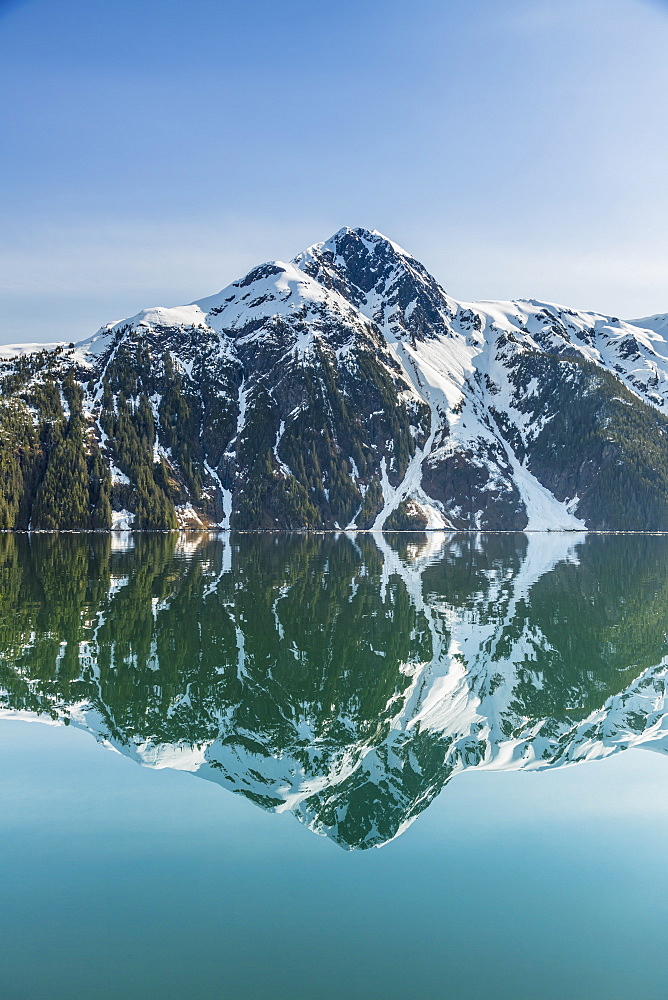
[{"xmin": 31, "ymin": 409, "xmax": 91, "ymax": 530}]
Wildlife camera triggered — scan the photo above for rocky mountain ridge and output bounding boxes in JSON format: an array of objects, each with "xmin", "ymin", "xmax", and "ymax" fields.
[{"xmin": 2, "ymin": 226, "xmax": 668, "ymax": 530}]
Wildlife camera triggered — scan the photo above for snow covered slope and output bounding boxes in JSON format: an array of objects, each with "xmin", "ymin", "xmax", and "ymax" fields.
[{"xmin": 2, "ymin": 226, "xmax": 668, "ymax": 530}]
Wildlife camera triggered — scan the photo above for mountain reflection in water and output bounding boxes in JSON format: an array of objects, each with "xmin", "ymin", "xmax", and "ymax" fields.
[{"xmin": 1, "ymin": 530, "xmax": 667, "ymax": 849}]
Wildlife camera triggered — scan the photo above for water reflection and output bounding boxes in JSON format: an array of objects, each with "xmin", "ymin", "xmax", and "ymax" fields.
[{"xmin": 1, "ymin": 531, "xmax": 667, "ymax": 849}]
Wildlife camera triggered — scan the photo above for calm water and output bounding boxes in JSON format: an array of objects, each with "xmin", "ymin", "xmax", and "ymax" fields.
[{"xmin": 1, "ymin": 531, "xmax": 668, "ymax": 999}]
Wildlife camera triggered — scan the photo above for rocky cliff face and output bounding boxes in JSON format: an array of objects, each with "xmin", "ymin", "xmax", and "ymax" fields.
[{"xmin": 3, "ymin": 226, "xmax": 668, "ymax": 530}]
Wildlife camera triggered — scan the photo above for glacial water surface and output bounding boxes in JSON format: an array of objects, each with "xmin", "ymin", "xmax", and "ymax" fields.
[{"xmin": 1, "ymin": 531, "xmax": 668, "ymax": 1000}]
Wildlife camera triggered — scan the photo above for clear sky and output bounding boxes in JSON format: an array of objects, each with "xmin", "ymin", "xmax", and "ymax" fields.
[{"xmin": 2, "ymin": 0, "xmax": 668, "ymax": 343}]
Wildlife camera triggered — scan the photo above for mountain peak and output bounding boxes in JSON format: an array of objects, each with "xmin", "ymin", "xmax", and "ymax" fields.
[
  {"xmin": 292, "ymin": 225, "xmax": 457, "ymax": 347},
  {"xmin": 323, "ymin": 226, "xmax": 412, "ymax": 258},
  {"xmin": 292, "ymin": 225, "xmax": 428, "ymax": 311},
  {"xmin": 300, "ymin": 226, "xmax": 415, "ymax": 274}
]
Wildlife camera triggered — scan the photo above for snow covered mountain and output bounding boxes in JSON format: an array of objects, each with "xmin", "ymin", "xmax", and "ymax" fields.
[
  {"xmin": 1, "ymin": 531, "xmax": 667, "ymax": 849},
  {"xmin": 2, "ymin": 226, "xmax": 668, "ymax": 530}
]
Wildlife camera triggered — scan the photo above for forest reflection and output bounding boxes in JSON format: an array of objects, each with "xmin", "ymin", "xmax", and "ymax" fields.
[{"xmin": 1, "ymin": 530, "xmax": 667, "ymax": 848}]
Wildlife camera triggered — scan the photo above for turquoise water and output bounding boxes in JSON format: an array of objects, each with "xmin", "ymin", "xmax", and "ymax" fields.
[{"xmin": 1, "ymin": 532, "xmax": 668, "ymax": 999}]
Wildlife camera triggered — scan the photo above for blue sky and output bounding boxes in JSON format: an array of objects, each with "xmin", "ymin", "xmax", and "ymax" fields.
[{"xmin": 2, "ymin": 0, "xmax": 668, "ymax": 343}]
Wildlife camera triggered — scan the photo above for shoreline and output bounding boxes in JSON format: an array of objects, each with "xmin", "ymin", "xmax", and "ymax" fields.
[{"xmin": 2, "ymin": 528, "xmax": 668, "ymax": 536}]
